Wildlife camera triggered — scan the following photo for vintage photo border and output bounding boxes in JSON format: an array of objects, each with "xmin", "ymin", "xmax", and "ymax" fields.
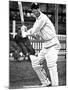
[{"xmin": 0, "ymin": 0, "xmax": 68, "ymax": 90}]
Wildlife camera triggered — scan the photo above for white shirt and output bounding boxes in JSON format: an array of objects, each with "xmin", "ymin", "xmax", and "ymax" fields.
[{"xmin": 27, "ymin": 12, "xmax": 61, "ymax": 49}]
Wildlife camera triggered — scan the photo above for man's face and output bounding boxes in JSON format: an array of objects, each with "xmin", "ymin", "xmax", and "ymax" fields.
[{"xmin": 32, "ymin": 9, "xmax": 39, "ymax": 17}]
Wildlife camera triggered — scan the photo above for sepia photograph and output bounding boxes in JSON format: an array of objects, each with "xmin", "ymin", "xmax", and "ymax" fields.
[{"xmin": 9, "ymin": 0, "xmax": 66, "ymax": 89}]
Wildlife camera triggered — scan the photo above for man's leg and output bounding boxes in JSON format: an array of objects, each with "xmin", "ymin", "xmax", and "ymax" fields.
[
  {"xmin": 18, "ymin": 42, "xmax": 28, "ymax": 55},
  {"xmin": 10, "ymin": 41, "xmax": 22, "ymax": 59},
  {"xmin": 24, "ymin": 37, "xmax": 35, "ymax": 55},
  {"xmin": 30, "ymin": 49, "xmax": 50, "ymax": 86},
  {"xmin": 10, "ymin": 41, "xmax": 21, "ymax": 53},
  {"xmin": 45, "ymin": 47, "xmax": 59, "ymax": 86}
]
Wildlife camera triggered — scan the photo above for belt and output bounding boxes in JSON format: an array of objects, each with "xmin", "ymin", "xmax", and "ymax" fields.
[{"xmin": 45, "ymin": 43, "xmax": 58, "ymax": 49}]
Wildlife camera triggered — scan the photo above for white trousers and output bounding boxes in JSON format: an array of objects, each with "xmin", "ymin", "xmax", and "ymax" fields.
[{"xmin": 30, "ymin": 46, "xmax": 59, "ymax": 86}]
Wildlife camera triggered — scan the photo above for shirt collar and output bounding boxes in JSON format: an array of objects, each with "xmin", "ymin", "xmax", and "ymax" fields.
[{"xmin": 37, "ymin": 11, "xmax": 42, "ymax": 20}]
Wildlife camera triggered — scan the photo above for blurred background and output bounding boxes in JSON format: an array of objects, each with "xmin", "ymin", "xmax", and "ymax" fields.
[{"xmin": 9, "ymin": 1, "xmax": 66, "ymax": 89}]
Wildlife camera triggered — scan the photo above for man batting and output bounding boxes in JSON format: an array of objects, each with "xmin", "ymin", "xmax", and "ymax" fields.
[{"xmin": 21, "ymin": 3, "xmax": 61, "ymax": 86}]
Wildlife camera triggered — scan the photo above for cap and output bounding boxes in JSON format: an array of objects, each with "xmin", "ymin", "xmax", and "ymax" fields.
[{"xmin": 31, "ymin": 2, "xmax": 39, "ymax": 10}]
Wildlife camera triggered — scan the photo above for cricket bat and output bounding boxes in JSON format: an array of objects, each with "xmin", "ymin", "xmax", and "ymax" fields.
[
  {"xmin": 18, "ymin": 1, "xmax": 24, "ymax": 25},
  {"xmin": 18, "ymin": 1, "xmax": 27, "ymax": 37}
]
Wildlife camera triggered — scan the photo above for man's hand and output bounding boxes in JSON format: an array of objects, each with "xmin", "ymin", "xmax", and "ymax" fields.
[
  {"xmin": 21, "ymin": 25, "xmax": 27, "ymax": 32},
  {"xmin": 21, "ymin": 25, "xmax": 27, "ymax": 38},
  {"xmin": 21, "ymin": 30, "xmax": 27, "ymax": 38}
]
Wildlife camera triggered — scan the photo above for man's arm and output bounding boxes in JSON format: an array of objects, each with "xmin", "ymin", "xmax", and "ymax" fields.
[
  {"xmin": 21, "ymin": 14, "xmax": 46, "ymax": 38},
  {"xmin": 26, "ymin": 18, "xmax": 45, "ymax": 36}
]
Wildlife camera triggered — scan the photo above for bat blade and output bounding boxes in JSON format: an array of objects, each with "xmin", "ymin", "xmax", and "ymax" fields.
[{"xmin": 18, "ymin": 1, "xmax": 24, "ymax": 25}]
